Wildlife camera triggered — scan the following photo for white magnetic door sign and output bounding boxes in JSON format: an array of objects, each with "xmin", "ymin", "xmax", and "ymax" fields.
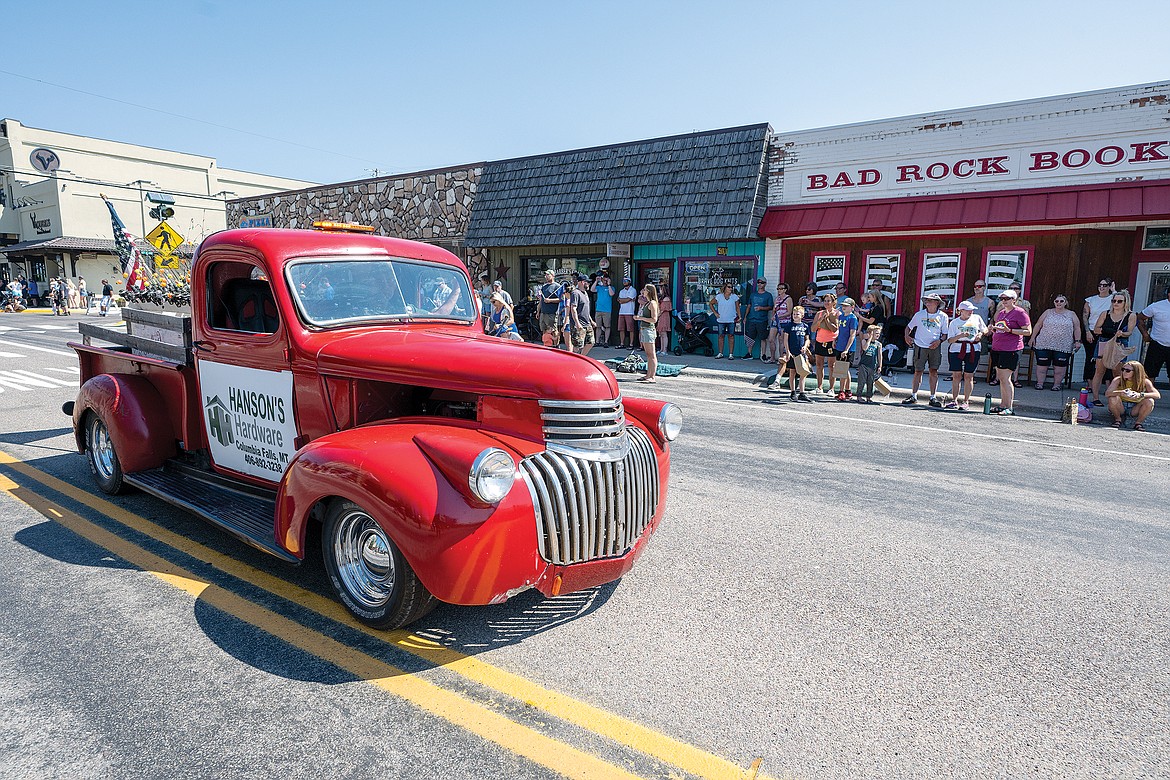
[{"xmin": 198, "ymin": 360, "xmax": 298, "ymax": 481}]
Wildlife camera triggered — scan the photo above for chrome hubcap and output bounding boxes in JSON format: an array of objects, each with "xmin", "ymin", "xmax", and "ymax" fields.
[
  {"xmin": 91, "ymin": 419, "xmax": 115, "ymax": 479},
  {"xmin": 333, "ymin": 509, "xmax": 395, "ymax": 609}
]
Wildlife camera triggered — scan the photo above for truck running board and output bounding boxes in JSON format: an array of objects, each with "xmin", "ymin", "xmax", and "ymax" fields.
[{"xmin": 124, "ymin": 462, "xmax": 299, "ymax": 564}]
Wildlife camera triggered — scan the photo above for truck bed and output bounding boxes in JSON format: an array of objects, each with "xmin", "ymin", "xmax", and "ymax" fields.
[{"xmin": 77, "ymin": 307, "xmax": 193, "ymax": 365}]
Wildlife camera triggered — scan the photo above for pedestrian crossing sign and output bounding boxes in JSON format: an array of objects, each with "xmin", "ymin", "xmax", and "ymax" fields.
[{"xmin": 146, "ymin": 221, "xmax": 184, "ymax": 255}]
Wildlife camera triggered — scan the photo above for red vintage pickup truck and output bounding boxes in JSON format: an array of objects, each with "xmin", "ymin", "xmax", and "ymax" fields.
[{"xmin": 66, "ymin": 225, "xmax": 681, "ymax": 629}]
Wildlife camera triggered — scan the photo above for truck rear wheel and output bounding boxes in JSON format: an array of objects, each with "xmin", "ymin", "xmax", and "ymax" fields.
[
  {"xmin": 322, "ymin": 500, "xmax": 436, "ymax": 630},
  {"xmin": 85, "ymin": 413, "xmax": 127, "ymax": 495}
]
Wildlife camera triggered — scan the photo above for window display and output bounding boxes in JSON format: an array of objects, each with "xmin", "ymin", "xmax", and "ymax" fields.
[
  {"xmin": 812, "ymin": 254, "xmax": 848, "ymax": 296},
  {"xmin": 983, "ymin": 249, "xmax": 1029, "ymax": 298},
  {"xmin": 864, "ymin": 252, "xmax": 902, "ymax": 312},
  {"xmin": 920, "ymin": 250, "xmax": 965, "ymax": 312},
  {"xmin": 680, "ymin": 257, "xmax": 758, "ymax": 322}
]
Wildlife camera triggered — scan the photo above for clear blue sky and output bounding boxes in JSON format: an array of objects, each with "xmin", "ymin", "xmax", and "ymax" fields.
[{"xmin": 4, "ymin": 0, "xmax": 1168, "ymax": 185}]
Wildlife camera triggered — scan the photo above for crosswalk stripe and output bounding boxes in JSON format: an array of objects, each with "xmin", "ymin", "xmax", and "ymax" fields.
[{"xmin": 10, "ymin": 369, "xmax": 77, "ymax": 388}]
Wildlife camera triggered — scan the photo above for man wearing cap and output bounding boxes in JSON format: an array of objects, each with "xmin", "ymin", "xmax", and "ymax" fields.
[
  {"xmin": 570, "ymin": 274, "xmax": 596, "ymax": 356},
  {"xmin": 490, "ymin": 279, "xmax": 512, "ymax": 308},
  {"xmin": 617, "ymin": 278, "xmax": 638, "ymax": 349},
  {"xmin": 538, "ymin": 270, "xmax": 562, "ymax": 342},
  {"xmin": 740, "ymin": 277, "xmax": 774, "ymax": 360},
  {"xmin": 903, "ymin": 293, "xmax": 950, "ymax": 407},
  {"xmin": 989, "ymin": 289, "xmax": 1032, "ymax": 416}
]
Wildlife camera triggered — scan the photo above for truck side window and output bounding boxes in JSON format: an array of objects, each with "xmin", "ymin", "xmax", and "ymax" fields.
[{"xmin": 207, "ymin": 262, "xmax": 280, "ymax": 334}]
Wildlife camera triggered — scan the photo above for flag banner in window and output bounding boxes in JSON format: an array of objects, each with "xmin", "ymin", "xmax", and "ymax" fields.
[
  {"xmin": 984, "ymin": 251, "xmax": 1028, "ymax": 298},
  {"xmin": 813, "ymin": 255, "xmax": 846, "ymax": 295}
]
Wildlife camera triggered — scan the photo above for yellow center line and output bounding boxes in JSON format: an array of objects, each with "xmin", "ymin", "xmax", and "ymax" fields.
[
  {"xmin": 0, "ymin": 450, "xmax": 777, "ymax": 780},
  {"xmin": 4, "ymin": 483, "xmax": 645, "ymax": 780}
]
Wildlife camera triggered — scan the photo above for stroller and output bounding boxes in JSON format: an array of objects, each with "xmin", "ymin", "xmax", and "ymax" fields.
[
  {"xmin": 512, "ymin": 298, "xmax": 541, "ymax": 342},
  {"xmin": 882, "ymin": 314, "xmax": 911, "ymax": 374},
  {"xmin": 672, "ymin": 310, "xmax": 715, "ymax": 357}
]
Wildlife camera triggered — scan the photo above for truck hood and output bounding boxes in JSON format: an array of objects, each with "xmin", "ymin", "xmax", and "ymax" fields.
[{"xmin": 313, "ymin": 328, "xmax": 620, "ymax": 401}]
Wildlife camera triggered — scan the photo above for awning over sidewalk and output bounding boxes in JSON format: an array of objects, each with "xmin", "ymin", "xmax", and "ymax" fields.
[
  {"xmin": 0, "ymin": 236, "xmax": 196, "ymax": 258},
  {"xmin": 758, "ymin": 179, "xmax": 1170, "ymax": 238}
]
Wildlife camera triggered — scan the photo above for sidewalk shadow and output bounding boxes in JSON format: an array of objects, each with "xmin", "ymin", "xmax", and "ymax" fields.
[{"xmin": 0, "ymin": 427, "xmax": 75, "ymax": 446}]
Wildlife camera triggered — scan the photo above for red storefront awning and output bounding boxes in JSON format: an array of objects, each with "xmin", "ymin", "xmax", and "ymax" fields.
[{"xmin": 758, "ymin": 179, "xmax": 1170, "ymax": 238}]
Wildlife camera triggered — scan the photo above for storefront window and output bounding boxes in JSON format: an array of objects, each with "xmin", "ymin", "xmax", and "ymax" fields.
[
  {"xmin": 812, "ymin": 254, "xmax": 848, "ymax": 296},
  {"xmin": 983, "ymin": 249, "xmax": 1030, "ymax": 298},
  {"xmin": 864, "ymin": 252, "xmax": 902, "ymax": 313},
  {"xmin": 524, "ymin": 256, "xmax": 603, "ymax": 296},
  {"xmin": 680, "ymin": 257, "xmax": 758, "ymax": 317},
  {"xmin": 920, "ymin": 250, "xmax": 966, "ymax": 312}
]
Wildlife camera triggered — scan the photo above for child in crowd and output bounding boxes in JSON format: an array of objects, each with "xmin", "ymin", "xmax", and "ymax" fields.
[
  {"xmin": 945, "ymin": 300, "xmax": 987, "ymax": 410},
  {"xmin": 780, "ymin": 305, "xmax": 812, "ymax": 401},
  {"xmin": 855, "ymin": 325, "xmax": 883, "ymax": 403},
  {"xmin": 831, "ymin": 298, "xmax": 859, "ymax": 400}
]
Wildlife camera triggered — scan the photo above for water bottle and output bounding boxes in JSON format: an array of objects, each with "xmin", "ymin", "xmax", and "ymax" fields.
[
  {"xmin": 983, "ymin": 393, "xmax": 993, "ymax": 415},
  {"xmin": 1078, "ymin": 387, "xmax": 1089, "ymax": 407}
]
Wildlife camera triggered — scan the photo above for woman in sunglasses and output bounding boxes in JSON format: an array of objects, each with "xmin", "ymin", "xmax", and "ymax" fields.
[
  {"xmin": 1090, "ymin": 290, "xmax": 1138, "ymax": 406},
  {"xmin": 1104, "ymin": 360, "xmax": 1159, "ymax": 430},
  {"xmin": 1028, "ymin": 294, "xmax": 1081, "ymax": 390}
]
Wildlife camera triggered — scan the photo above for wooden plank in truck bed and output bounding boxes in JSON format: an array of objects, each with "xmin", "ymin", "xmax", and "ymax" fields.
[{"xmin": 77, "ymin": 321, "xmax": 191, "ymax": 365}]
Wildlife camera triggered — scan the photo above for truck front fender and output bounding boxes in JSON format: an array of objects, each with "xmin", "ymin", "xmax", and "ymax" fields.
[
  {"xmin": 276, "ymin": 423, "xmax": 545, "ymax": 604},
  {"xmin": 73, "ymin": 373, "xmax": 177, "ymax": 474}
]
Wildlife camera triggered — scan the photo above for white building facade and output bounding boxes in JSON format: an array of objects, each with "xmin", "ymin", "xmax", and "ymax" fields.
[
  {"xmin": 760, "ymin": 81, "xmax": 1170, "ymax": 321},
  {"xmin": 0, "ymin": 119, "xmax": 314, "ymax": 294}
]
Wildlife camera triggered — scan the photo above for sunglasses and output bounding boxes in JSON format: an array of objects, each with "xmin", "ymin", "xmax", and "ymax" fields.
[
  {"xmin": 1113, "ymin": 298, "xmax": 1126, "ymax": 303},
  {"xmin": 1122, "ymin": 367, "xmax": 1134, "ymax": 373},
  {"xmin": 974, "ymin": 285, "xmax": 985, "ymax": 288},
  {"xmin": 1055, "ymin": 299, "xmax": 1067, "ymax": 304},
  {"xmin": 998, "ymin": 296, "xmax": 1012, "ymax": 301},
  {"xmin": 1099, "ymin": 283, "xmax": 1111, "ymax": 288}
]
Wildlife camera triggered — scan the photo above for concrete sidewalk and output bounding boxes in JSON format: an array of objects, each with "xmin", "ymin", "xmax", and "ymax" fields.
[{"xmin": 590, "ymin": 342, "xmax": 1170, "ymax": 431}]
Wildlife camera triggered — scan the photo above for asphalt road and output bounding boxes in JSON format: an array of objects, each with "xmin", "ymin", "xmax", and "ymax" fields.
[{"xmin": 0, "ymin": 311, "xmax": 1167, "ymax": 779}]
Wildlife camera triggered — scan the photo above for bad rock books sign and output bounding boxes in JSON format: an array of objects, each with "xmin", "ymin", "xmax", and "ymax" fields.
[{"xmin": 800, "ymin": 133, "xmax": 1170, "ymax": 198}]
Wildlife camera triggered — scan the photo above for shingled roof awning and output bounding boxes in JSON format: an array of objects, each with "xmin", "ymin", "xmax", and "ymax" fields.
[
  {"xmin": 0, "ymin": 236, "xmax": 196, "ymax": 257},
  {"xmin": 466, "ymin": 123, "xmax": 771, "ymax": 247},
  {"xmin": 758, "ymin": 180, "xmax": 1170, "ymax": 238}
]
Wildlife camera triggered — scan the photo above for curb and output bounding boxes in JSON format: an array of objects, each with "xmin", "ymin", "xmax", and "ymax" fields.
[{"xmin": 677, "ymin": 364, "xmax": 1169, "ymax": 431}]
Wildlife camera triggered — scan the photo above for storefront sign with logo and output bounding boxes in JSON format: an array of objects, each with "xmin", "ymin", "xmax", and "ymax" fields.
[
  {"xmin": 28, "ymin": 211, "xmax": 52, "ymax": 235},
  {"xmin": 606, "ymin": 243, "xmax": 631, "ymax": 259},
  {"xmin": 801, "ymin": 133, "xmax": 1170, "ymax": 197},
  {"xmin": 239, "ymin": 215, "xmax": 273, "ymax": 228}
]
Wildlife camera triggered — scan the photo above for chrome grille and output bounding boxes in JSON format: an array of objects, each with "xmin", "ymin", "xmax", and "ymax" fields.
[
  {"xmin": 539, "ymin": 397, "xmax": 628, "ymax": 461},
  {"xmin": 521, "ymin": 426, "xmax": 660, "ymax": 565}
]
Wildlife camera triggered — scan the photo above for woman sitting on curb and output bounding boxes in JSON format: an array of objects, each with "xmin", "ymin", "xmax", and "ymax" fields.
[{"xmin": 1104, "ymin": 360, "xmax": 1160, "ymax": 431}]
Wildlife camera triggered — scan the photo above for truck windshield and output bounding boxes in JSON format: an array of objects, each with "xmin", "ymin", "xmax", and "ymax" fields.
[{"xmin": 286, "ymin": 257, "xmax": 475, "ymax": 326}]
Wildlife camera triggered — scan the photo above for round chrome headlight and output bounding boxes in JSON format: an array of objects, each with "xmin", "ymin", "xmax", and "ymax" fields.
[
  {"xmin": 657, "ymin": 403, "xmax": 683, "ymax": 441},
  {"xmin": 468, "ymin": 448, "xmax": 516, "ymax": 504}
]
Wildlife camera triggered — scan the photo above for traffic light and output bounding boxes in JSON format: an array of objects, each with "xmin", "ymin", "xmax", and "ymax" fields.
[{"xmin": 149, "ymin": 205, "xmax": 176, "ymax": 221}]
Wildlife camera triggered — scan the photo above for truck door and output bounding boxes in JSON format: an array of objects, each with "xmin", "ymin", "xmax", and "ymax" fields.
[{"xmin": 194, "ymin": 257, "xmax": 298, "ymax": 484}]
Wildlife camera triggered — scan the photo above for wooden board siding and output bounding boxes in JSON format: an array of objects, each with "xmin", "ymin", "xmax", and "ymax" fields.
[
  {"xmin": 486, "ymin": 244, "xmax": 606, "ymax": 301},
  {"xmin": 779, "ymin": 229, "xmax": 1137, "ymax": 315}
]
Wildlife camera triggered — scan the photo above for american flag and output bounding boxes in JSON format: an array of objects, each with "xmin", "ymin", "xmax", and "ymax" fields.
[{"xmin": 101, "ymin": 194, "xmax": 147, "ymax": 291}]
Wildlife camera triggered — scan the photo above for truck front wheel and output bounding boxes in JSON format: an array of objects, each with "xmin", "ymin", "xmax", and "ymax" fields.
[
  {"xmin": 322, "ymin": 500, "xmax": 437, "ymax": 630},
  {"xmin": 86, "ymin": 413, "xmax": 127, "ymax": 495}
]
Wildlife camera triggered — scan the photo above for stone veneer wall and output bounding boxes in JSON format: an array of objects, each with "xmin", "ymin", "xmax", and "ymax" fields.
[{"xmin": 226, "ymin": 164, "xmax": 483, "ymax": 241}]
